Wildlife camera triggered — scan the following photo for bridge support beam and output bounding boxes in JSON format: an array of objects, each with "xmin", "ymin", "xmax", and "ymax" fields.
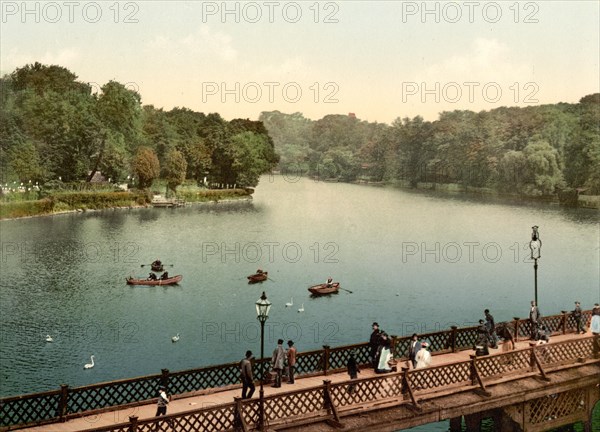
[
  {"xmin": 449, "ymin": 416, "xmax": 462, "ymax": 431},
  {"xmin": 464, "ymin": 412, "xmax": 482, "ymax": 432}
]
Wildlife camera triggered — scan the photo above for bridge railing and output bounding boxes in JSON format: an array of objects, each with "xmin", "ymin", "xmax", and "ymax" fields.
[
  {"xmin": 0, "ymin": 309, "xmax": 593, "ymax": 429},
  {"xmin": 78, "ymin": 335, "xmax": 599, "ymax": 432}
]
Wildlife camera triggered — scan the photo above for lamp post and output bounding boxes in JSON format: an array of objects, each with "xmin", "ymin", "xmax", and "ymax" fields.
[
  {"xmin": 255, "ymin": 291, "xmax": 271, "ymax": 432},
  {"xmin": 529, "ymin": 226, "xmax": 542, "ymax": 306}
]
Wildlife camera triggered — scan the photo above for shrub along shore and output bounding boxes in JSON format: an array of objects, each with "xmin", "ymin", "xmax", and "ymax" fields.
[{"xmin": 0, "ymin": 188, "xmax": 253, "ymax": 220}]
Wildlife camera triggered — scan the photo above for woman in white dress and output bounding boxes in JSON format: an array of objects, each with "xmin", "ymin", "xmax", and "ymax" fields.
[
  {"xmin": 591, "ymin": 303, "xmax": 600, "ymax": 335},
  {"xmin": 415, "ymin": 342, "xmax": 432, "ymax": 369}
]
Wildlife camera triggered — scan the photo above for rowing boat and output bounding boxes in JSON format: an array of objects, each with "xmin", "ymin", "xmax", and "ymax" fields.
[
  {"xmin": 126, "ymin": 275, "xmax": 183, "ymax": 286},
  {"xmin": 308, "ymin": 282, "xmax": 340, "ymax": 295}
]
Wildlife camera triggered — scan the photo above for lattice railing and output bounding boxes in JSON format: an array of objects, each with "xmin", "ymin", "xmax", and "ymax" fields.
[
  {"xmin": 536, "ymin": 337, "xmax": 593, "ymax": 365},
  {"xmin": 0, "ymin": 390, "xmax": 61, "ymax": 426},
  {"xmin": 475, "ymin": 349, "xmax": 532, "ymax": 379},
  {"xmin": 1, "ymin": 309, "xmax": 593, "ymax": 428},
  {"xmin": 169, "ymin": 363, "xmax": 241, "ymax": 394},
  {"xmin": 528, "ymin": 389, "xmax": 586, "ymax": 424},
  {"xmin": 264, "ymin": 387, "xmax": 326, "ymax": 422},
  {"xmin": 330, "ymin": 372, "xmax": 403, "ymax": 407},
  {"xmin": 410, "ymin": 361, "xmax": 471, "ymax": 391},
  {"xmin": 295, "ymin": 349, "xmax": 325, "ymax": 374},
  {"xmin": 68, "ymin": 376, "xmax": 160, "ymax": 413}
]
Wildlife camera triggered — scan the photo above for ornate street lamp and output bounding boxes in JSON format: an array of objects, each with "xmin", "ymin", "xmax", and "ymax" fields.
[
  {"xmin": 529, "ymin": 226, "xmax": 542, "ymax": 306},
  {"xmin": 255, "ymin": 291, "xmax": 271, "ymax": 432}
]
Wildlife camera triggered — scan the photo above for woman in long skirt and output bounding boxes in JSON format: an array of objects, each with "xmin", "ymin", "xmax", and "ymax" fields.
[{"xmin": 591, "ymin": 303, "xmax": 600, "ymax": 335}]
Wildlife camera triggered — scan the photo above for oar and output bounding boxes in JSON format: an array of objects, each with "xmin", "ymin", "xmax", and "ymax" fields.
[
  {"xmin": 140, "ymin": 263, "xmax": 174, "ymax": 267},
  {"xmin": 267, "ymin": 277, "xmax": 276, "ymax": 282},
  {"xmin": 338, "ymin": 286, "xmax": 353, "ymax": 294}
]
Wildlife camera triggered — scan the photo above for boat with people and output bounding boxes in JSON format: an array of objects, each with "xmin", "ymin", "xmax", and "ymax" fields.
[
  {"xmin": 308, "ymin": 282, "xmax": 340, "ymax": 295},
  {"xmin": 247, "ymin": 270, "xmax": 268, "ymax": 284},
  {"xmin": 126, "ymin": 275, "xmax": 183, "ymax": 286}
]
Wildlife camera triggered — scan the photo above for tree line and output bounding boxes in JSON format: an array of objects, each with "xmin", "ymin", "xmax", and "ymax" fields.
[
  {"xmin": 260, "ymin": 95, "xmax": 599, "ymax": 196},
  {"xmin": 0, "ymin": 63, "xmax": 279, "ymax": 193}
]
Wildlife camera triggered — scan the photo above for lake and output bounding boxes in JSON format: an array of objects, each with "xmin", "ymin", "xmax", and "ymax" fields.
[{"xmin": 0, "ymin": 175, "xmax": 598, "ymax": 429}]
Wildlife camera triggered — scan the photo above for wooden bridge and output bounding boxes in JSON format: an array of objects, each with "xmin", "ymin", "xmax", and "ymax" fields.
[{"xmin": 1, "ymin": 311, "xmax": 598, "ymax": 432}]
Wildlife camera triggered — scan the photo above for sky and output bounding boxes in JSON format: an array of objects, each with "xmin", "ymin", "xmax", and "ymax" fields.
[{"xmin": 1, "ymin": 1, "xmax": 599, "ymax": 124}]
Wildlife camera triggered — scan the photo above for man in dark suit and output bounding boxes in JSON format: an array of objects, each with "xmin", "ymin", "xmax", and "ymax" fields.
[
  {"xmin": 529, "ymin": 300, "xmax": 540, "ymax": 339},
  {"xmin": 369, "ymin": 322, "xmax": 382, "ymax": 368},
  {"xmin": 408, "ymin": 333, "xmax": 421, "ymax": 369}
]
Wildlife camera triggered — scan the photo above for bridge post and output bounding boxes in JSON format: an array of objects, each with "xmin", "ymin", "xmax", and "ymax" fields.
[
  {"xmin": 450, "ymin": 326, "xmax": 458, "ymax": 352},
  {"xmin": 464, "ymin": 412, "xmax": 482, "ymax": 432},
  {"xmin": 322, "ymin": 379, "xmax": 342, "ymax": 427},
  {"xmin": 512, "ymin": 317, "xmax": 521, "ymax": 342},
  {"xmin": 594, "ymin": 334, "xmax": 600, "ymax": 359},
  {"xmin": 390, "ymin": 335, "xmax": 398, "ymax": 358},
  {"xmin": 128, "ymin": 415, "xmax": 138, "ymax": 432},
  {"xmin": 322, "ymin": 345, "xmax": 330, "ymax": 375},
  {"xmin": 233, "ymin": 397, "xmax": 248, "ymax": 432},
  {"xmin": 57, "ymin": 384, "xmax": 69, "ymax": 421},
  {"xmin": 449, "ymin": 416, "xmax": 462, "ymax": 431}
]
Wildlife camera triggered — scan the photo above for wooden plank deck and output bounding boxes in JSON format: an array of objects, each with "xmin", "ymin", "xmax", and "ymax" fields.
[{"xmin": 18, "ymin": 332, "xmax": 595, "ymax": 432}]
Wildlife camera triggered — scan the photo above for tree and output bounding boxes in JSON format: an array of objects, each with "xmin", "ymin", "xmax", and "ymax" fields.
[
  {"xmin": 162, "ymin": 150, "xmax": 187, "ymax": 195},
  {"xmin": 132, "ymin": 147, "xmax": 160, "ymax": 189}
]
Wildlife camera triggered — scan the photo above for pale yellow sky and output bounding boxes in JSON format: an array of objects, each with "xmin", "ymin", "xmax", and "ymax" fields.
[{"xmin": 1, "ymin": 1, "xmax": 599, "ymax": 123}]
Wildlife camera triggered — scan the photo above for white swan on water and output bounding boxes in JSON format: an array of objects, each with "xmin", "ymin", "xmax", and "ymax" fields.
[
  {"xmin": 298, "ymin": 304, "xmax": 304, "ymax": 313},
  {"xmin": 285, "ymin": 297, "xmax": 293, "ymax": 307},
  {"xmin": 172, "ymin": 333, "xmax": 180, "ymax": 342},
  {"xmin": 45, "ymin": 335, "xmax": 53, "ymax": 342},
  {"xmin": 84, "ymin": 355, "xmax": 95, "ymax": 369}
]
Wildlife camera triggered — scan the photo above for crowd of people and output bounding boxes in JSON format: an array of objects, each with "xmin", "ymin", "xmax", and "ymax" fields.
[{"xmin": 230, "ymin": 300, "xmax": 599, "ymax": 401}]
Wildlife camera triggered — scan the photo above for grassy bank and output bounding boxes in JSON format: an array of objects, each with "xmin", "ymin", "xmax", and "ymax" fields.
[
  {"xmin": 0, "ymin": 191, "xmax": 148, "ymax": 220},
  {"xmin": 0, "ymin": 188, "xmax": 254, "ymax": 220},
  {"xmin": 175, "ymin": 188, "xmax": 253, "ymax": 202}
]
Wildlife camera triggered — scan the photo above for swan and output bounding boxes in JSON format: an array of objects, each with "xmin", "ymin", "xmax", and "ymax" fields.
[
  {"xmin": 285, "ymin": 297, "xmax": 293, "ymax": 307},
  {"xmin": 298, "ymin": 304, "xmax": 304, "ymax": 313},
  {"xmin": 172, "ymin": 333, "xmax": 180, "ymax": 342},
  {"xmin": 45, "ymin": 335, "xmax": 53, "ymax": 342},
  {"xmin": 84, "ymin": 355, "xmax": 95, "ymax": 369}
]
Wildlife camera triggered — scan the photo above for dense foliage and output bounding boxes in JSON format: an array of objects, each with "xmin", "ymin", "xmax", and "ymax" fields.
[
  {"xmin": 261, "ymin": 97, "xmax": 600, "ymax": 196},
  {"xmin": 0, "ymin": 63, "xmax": 279, "ymax": 189}
]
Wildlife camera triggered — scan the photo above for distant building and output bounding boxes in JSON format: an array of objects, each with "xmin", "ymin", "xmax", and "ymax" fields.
[{"xmin": 88, "ymin": 171, "xmax": 107, "ymax": 183}]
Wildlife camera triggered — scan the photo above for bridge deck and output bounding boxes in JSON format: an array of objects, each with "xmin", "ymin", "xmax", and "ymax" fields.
[{"xmin": 19, "ymin": 332, "xmax": 594, "ymax": 432}]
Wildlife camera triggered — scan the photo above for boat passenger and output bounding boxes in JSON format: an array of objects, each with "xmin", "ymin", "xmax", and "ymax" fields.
[
  {"xmin": 326, "ymin": 277, "xmax": 333, "ymax": 288},
  {"xmin": 161, "ymin": 272, "xmax": 169, "ymax": 280},
  {"xmin": 152, "ymin": 258, "xmax": 162, "ymax": 268},
  {"xmin": 257, "ymin": 269, "xmax": 263, "ymax": 274},
  {"xmin": 148, "ymin": 273, "xmax": 157, "ymax": 280}
]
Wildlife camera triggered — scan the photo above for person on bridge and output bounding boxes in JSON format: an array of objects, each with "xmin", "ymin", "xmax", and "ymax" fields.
[
  {"xmin": 529, "ymin": 300, "xmax": 541, "ymax": 339},
  {"xmin": 484, "ymin": 309, "xmax": 498, "ymax": 348},
  {"xmin": 155, "ymin": 386, "xmax": 169, "ymax": 417},
  {"xmin": 369, "ymin": 322, "xmax": 382, "ymax": 368},
  {"xmin": 408, "ymin": 333, "xmax": 421, "ymax": 369},
  {"xmin": 415, "ymin": 342, "xmax": 431, "ymax": 368},
  {"xmin": 240, "ymin": 350, "xmax": 255, "ymax": 399},
  {"xmin": 347, "ymin": 350, "xmax": 360, "ymax": 394},
  {"xmin": 375, "ymin": 333, "xmax": 393, "ymax": 373},
  {"xmin": 286, "ymin": 340, "xmax": 297, "ymax": 384},
  {"xmin": 572, "ymin": 301, "xmax": 585, "ymax": 334},
  {"xmin": 271, "ymin": 339, "xmax": 286, "ymax": 388},
  {"xmin": 592, "ymin": 303, "xmax": 600, "ymax": 335}
]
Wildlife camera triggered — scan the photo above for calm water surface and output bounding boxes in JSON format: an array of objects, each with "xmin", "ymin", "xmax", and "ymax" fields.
[{"xmin": 1, "ymin": 176, "xmax": 598, "ymax": 429}]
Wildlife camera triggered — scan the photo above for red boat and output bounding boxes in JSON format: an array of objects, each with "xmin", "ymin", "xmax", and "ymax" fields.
[
  {"xmin": 126, "ymin": 275, "xmax": 183, "ymax": 286},
  {"xmin": 247, "ymin": 271, "xmax": 268, "ymax": 283},
  {"xmin": 308, "ymin": 282, "xmax": 340, "ymax": 295}
]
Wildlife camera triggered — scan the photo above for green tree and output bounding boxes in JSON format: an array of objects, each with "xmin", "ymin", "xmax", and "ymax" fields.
[
  {"xmin": 162, "ymin": 149, "xmax": 187, "ymax": 195},
  {"xmin": 132, "ymin": 147, "xmax": 160, "ymax": 189}
]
